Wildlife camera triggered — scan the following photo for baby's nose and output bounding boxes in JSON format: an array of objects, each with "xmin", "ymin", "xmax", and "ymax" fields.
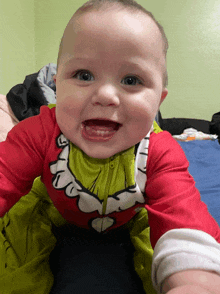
[{"xmin": 92, "ymin": 84, "xmax": 120, "ymax": 106}]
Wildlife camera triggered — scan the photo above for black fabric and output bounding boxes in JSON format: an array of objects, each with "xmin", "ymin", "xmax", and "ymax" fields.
[
  {"xmin": 160, "ymin": 117, "xmax": 210, "ymax": 135},
  {"xmin": 156, "ymin": 110, "xmax": 163, "ymax": 127},
  {"xmin": 6, "ymin": 72, "xmax": 48, "ymax": 121},
  {"xmin": 210, "ymin": 111, "xmax": 220, "ymax": 144},
  {"xmin": 49, "ymin": 224, "xmax": 145, "ymax": 294},
  {"xmin": 134, "ymin": 142, "xmax": 140, "ymax": 156}
]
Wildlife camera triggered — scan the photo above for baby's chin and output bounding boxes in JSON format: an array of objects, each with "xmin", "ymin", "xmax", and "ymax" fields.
[
  {"xmin": 82, "ymin": 147, "xmax": 117, "ymax": 159},
  {"xmin": 80, "ymin": 143, "xmax": 126, "ymax": 159},
  {"xmin": 81, "ymin": 142, "xmax": 136, "ymax": 160}
]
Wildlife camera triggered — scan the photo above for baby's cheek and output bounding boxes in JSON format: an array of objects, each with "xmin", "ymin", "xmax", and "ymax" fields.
[
  {"xmin": 56, "ymin": 107, "xmax": 70, "ymax": 133},
  {"xmin": 57, "ymin": 100, "xmax": 75, "ymax": 117}
]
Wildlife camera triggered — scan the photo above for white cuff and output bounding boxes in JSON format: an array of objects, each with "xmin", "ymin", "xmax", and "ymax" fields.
[{"xmin": 151, "ymin": 229, "xmax": 220, "ymax": 293}]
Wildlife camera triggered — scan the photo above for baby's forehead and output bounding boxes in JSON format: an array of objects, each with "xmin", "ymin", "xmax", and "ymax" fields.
[
  {"xmin": 58, "ymin": 6, "xmax": 167, "ymax": 84},
  {"xmin": 63, "ymin": 9, "xmax": 161, "ymax": 50},
  {"xmin": 66, "ymin": 5, "xmax": 157, "ymax": 33}
]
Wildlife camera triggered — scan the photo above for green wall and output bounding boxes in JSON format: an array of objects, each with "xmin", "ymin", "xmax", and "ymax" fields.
[
  {"xmin": 0, "ymin": 0, "xmax": 35, "ymax": 97},
  {"xmin": 0, "ymin": 0, "xmax": 220, "ymax": 120}
]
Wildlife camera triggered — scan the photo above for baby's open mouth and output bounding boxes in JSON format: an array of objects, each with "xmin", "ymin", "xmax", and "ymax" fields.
[{"xmin": 81, "ymin": 119, "xmax": 122, "ymax": 141}]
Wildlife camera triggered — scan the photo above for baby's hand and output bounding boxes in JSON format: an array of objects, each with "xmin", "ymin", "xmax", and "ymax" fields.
[
  {"xmin": 165, "ymin": 284, "xmax": 213, "ymax": 294},
  {"xmin": 162, "ymin": 270, "xmax": 220, "ymax": 294}
]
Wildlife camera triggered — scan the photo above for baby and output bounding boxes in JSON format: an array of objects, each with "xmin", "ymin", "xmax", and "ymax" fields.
[{"xmin": 1, "ymin": 0, "xmax": 220, "ymax": 293}]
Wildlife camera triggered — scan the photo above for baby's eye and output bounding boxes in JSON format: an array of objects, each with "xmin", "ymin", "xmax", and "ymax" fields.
[
  {"xmin": 73, "ymin": 70, "xmax": 94, "ymax": 81},
  {"xmin": 122, "ymin": 76, "xmax": 142, "ymax": 86}
]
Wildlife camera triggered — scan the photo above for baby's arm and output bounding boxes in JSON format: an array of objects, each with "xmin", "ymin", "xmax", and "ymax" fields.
[
  {"xmin": 151, "ymin": 229, "xmax": 220, "ymax": 294},
  {"xmin": 0, "ymin": 107, "xmax": 51, "ymax": 217},
  {"xmin": 162, "ymin": 270, "xmax": 220, "ymax": 294},
  {"xmin": 146, "ymin": 132, "xmax": 220, "ymax": 293}
]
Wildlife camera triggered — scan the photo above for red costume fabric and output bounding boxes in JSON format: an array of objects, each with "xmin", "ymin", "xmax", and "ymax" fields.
[{"xmin": 0, "ymin": 106, "xmax": 220, "ymax": 250}]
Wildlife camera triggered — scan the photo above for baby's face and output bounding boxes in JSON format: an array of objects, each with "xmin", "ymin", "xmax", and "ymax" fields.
[{"xmin": 54, "ymin": 8, "xmax": 168, "ymax": 159}]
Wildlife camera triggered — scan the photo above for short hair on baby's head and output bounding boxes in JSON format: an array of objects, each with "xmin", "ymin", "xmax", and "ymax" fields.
[{"xmin": 57, "ymin": 0, "xmax": 168, "ymax": 87}]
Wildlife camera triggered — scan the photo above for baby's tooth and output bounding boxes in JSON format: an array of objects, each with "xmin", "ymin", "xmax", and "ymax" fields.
[{"xmin": 85, "ymin": 125, "xmax": 116, "ymax": 136}]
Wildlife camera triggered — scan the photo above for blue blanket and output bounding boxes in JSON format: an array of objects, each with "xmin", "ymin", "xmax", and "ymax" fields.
[{"xmin": 178, "ymin": 139, "xmax": 220, "ymax": 225}]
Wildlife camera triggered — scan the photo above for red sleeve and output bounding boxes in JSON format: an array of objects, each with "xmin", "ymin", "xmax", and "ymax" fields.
[
  {"xmin": 0, "ymin": 106, "xmax": 56, "ymax": 217},
  {"xmin": 145, "ymin": 131, "xmax": 220, "ymax": 248}
]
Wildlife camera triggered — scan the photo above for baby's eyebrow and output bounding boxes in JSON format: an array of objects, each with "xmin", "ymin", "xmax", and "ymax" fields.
[
  {"xmin": 121, "ymin": 61, "xmax": 147, "ymax": 71},
  {"xmin": 120, "ymin": 61, "xmax": 154, "ymax": 77},
  {"xmin": 72, "ymin": 56, "xmax": 92, "ymax": 61},
  {"xmin": 62, "ymin": 56, "xmax": 93, "ymax": 69},
  {"xmin": 66, "ymin": 56, "xmax": 97, "ymax": 64}
]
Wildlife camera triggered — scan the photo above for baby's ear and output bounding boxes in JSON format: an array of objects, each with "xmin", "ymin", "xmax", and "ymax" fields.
[
  {"xmin": 160, "ymin": 88, "xmax": 168, "ymax": 105},
  {"xmin": 53, "ymin": 75, "xmax": 57, "ymax": 83}
]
